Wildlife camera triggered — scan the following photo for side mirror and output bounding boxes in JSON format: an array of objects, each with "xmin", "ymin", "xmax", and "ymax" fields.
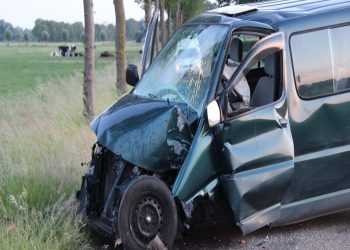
[
  {"xmin": 207, "ymin": 100, "xmax": 221, "ymax": 127},
  {"xmin": 126, "ymin": 64, "xmax": 139, "ymax": 87}
]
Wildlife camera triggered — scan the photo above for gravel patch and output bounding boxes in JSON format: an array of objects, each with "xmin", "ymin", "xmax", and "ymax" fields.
[{"xmin": 178, "ymin": 210, "xmax": 350, "ymax": 250}]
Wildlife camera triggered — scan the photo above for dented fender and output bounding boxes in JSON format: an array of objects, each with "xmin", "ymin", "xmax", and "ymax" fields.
[{"xmin": 90, "ymin": 94, "xmax": 197, "ymax": 173}]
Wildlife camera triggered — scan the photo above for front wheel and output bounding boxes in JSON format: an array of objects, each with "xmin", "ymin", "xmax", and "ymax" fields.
[{"xmin": 118, "ymin": 176, "xmax": 178, "ymax": 250}]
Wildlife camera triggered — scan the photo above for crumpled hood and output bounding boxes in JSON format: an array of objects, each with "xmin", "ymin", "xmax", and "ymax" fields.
[{"xmin": 90, "ymin": 94, "xmax": 197, "ymax": 173}]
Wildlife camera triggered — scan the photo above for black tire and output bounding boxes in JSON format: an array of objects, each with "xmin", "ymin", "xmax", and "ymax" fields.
[{"xmin": 118, "ymin": 176, "xmax": 178, "ymax": 250}]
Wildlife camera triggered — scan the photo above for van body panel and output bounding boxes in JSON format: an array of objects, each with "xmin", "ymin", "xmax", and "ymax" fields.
[
  {"xmin": 284, "ymin": 84, "xmax": 350, "ymax": 204},
  {"xmin": 172, "ymin": 120, "xmax": 219, "ymax": 201},
  {"xmin": 275, "ymin": 188, "xmax": 350, "ymax": 226},
  {"xmin": 280, "ymin": 10, "xmax": 350, "ymax": 206},
  {"xmin": 276, "ymin": 7, "xmax": 350, "ymax": 35},
  {"xmin": 221, "ymin": 159, "xmax": 293, "ymax": 234},
  {"xmin": 274, "ymin": 8, "xmax": 350, "ymax": 224},
  {"xmin": 216, "ymin": 91, "xmax": 294, "ymax": 232}
]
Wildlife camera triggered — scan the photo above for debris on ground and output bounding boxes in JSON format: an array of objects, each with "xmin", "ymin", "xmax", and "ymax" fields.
[
  {"xmin": 114, "ymin": 239, "xmax": 122, "ymax": 248},
  {"xmin": 240, "ymin": 239, "xmax": 248, "ymax": 246}
]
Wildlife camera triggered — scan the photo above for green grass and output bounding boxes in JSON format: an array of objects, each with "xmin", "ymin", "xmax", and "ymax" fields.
[
  {"xmin": 0, "ymin": 42, "xmax": 141, "ymax": 249},
  {"xmin": 0, "ymin": 42, "xmax": 142, "ymax": 94}
]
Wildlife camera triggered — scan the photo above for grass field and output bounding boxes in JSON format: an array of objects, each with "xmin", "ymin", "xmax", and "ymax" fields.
[
  {"xmin": 0, "ymin": 42, "xmax": 141, "ymax": 249},
  {"xmin": 0, "ymin": 42, "xmax": 141, "ymax": 94}
]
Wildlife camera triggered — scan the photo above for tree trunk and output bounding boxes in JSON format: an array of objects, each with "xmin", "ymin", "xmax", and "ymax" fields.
[
  {"xmin": 159, "ymin": 0, "xmax": 166, "ymax": 46},
  {"xmin": 154, "ymin": 0, "xmax": 160, "ymax": 53},
  {"xmin": 180, "ymin": 8, "xmax": 183, "ymax": 27},
  {"xmin": 144, "ymin": 0, "xmax": 152, "ymax": 30},
  {"xmin": 167, "ymin": 8, "xmax": 171, "ymax": 41},
  {"xmin": 83, "ymin": 0, "xmax": 94, "ymax": 120},
  {"xmin": 176, "ymin": 2, "xmax": 181, "ymax": 30},
  {"xmin": 114, "ymin": 0, "xmax": 127, "ymax": 94}
]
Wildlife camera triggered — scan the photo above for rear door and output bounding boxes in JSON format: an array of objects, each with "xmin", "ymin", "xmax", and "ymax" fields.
[
  {"xmin": 217, "ymin": 33, "xmax": 294, "ymax": 234},
  {"xmin": 141, "ymin": 10, "xmax": 160, "ymax": 76},
  {"xmin": 282, "ymin": 24, "xmax": 350, "ymax": 217}
]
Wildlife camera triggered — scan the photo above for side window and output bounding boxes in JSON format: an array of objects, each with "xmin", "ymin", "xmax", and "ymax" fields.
[
  {"xmin": 240, "ymin": 34, "xmax": 260, "ymax": 59},
  {"xmin": 222, "ymin": 34, "xmax": 260, "ymax": 82},
  {"xmin": 291, "ymin": 25, "xmax": 350, "ymax": 99},
  {"xmin": 291, "ymin": 30, "xmax": 333, "ymax": 98},
  {"xmin": 239, "ymin": 48, "xmax": 282, "ymax": 108},
  {"xmin": 330, "ymin": 26, "xmax": 350, "ymax": 91},
  {"xmin": 225, "ymin": 47, "xmax": 283, "ymax": 116},
  {"xmin": 219, "ymin": 33, "xmax": 262, "ymax": 115}
]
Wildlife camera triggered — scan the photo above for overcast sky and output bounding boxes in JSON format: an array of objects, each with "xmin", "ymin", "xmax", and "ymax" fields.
[{"xmin": 0, "ymin": 0, "xmax": 146, "ymax": 29}]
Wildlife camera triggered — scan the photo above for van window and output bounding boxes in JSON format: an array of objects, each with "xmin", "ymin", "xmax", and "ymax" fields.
[
  {"xmin": 240, "ymin": 34, "xmax": 260, "ymax": 59},
  {"xmin": 330, "ymin": 26, "xmax": 350, "ymax": 91},
  {"xmin": 291, "ymin": 30, "xmax": 333, "ymax": 98},
  {"xmin": 291, "ymin": 25, "xmax": 350, "ymax": 99},
  {"xmin": 224, "ymin": 47, "xmax": 282, "ymax": 115},
  {"xmin": 221, "ymin": 34, "xmax": 260, "ymax": 83}
]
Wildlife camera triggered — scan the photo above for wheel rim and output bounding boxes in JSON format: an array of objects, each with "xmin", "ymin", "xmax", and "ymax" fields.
[{"xmin": 130, "ymin": 195, "xmax": 163, "ymax": 245}]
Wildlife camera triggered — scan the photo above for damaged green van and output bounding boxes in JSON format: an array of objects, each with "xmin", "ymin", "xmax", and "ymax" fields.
[{"xmin": 77, "ymin": 0, "xmax": 350, "ymax": 249}]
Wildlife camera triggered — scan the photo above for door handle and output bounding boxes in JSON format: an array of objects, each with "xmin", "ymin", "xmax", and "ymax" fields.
[{"xmin": 279, "ymin": 118, "xmax": 288, "ymax": 128}]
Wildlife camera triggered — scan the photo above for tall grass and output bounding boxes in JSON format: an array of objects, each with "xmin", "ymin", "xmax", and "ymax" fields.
[{"xmin": 0, "ymin": 65, "xmax": 119, "ymax": 249}]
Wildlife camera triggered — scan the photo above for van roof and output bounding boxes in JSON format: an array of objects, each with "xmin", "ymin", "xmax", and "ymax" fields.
[{"xmin": 205, "ymin": 0, "xmax": 350, "ymax": 30}]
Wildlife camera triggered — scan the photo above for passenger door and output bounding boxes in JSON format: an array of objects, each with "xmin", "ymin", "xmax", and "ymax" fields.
[
  {"xmin": 216, "ymin": 33, "xmax": 294, "ymax": 234},
  {"xmin": 141, "ymin": 10, "xmax": 160, "ymax": 76}
]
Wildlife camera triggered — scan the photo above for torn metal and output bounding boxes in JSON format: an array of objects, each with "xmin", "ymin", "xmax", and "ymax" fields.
[{"xmin": 90, "ymin": 94, "xmax": 197, "ymax": 173}]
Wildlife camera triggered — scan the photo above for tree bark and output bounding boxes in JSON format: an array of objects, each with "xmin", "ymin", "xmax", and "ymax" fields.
[
  {"xmin": 83, "ymin": 0, "xmax": 94, "ymax": 120},
  {"xmin": 159, "ymin": 0, "xmax": 166, "ymax": 46},
  {"xmin": 154, "ymin": 0, "xmax": 160, "ymax": 53},
  {"xmin": 167, "ymin": 8, "xmax": 171, "ymax": 41},
  {"xmin": 114, "ymin": 0, "xmax": 127, "ymax": 94},
  {"xmin": 144, "ymin": 0, "xmax": 152, "ymax": 30},
  {"xmin": 180, "ymin": 7, "xmax": 183, "ymax": 27},
  {"xmin": 176, "ymin": 2, "xmax": 181, "ymax": 30}
]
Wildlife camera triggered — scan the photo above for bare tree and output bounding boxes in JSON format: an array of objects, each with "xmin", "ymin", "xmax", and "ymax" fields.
[
  {"xmin": 83, "ymin": 0, "xmax": 95, "ymax": 120},
  {"xmin": 159, "ymin": 0, "xmax": 166, "ymax": 46},
  {"xmin": 144, "ymin": 0, "xmax": 152, "ymax": 30},
  {"xmin": 154, "ymin": 0, "xmax": 160, "ymax": 53},
  {"xmin": 114, "ymin": 0, "xmax": 127, "ymax": 94},
  {"xmin": 166, "ymin": 8, "xmax": 172, "ymax": 40},
  {"xmin": 175, "ymin": 2, "xmax": 181, "ymax": 30},
  {"xmin": 166, "ymin": 0, "xmax": 176, "ymax": 40}
]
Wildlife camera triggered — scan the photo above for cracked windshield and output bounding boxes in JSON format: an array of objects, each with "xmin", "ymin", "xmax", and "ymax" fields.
[{"xmin": 134, "ymin": 25, "xmax": 229, "ymax": 113}]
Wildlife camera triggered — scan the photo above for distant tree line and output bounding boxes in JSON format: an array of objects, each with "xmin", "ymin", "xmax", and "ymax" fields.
[
  {"xmin": 1, "ymin": 0, "xmax": 260, "ymax": 43},
  {"xmin": 134, "ymin": 0, "xmax": 257, "ymax": 50},
  {"xmin": 0, "ymin": 20, "xmax": 32, "ymax": 42},
  {"xmin": 0, "ymin": 18, "xmax": 145, "ymax": 43}
]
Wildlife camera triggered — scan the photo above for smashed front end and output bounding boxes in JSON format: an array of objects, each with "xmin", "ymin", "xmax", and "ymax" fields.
[
  {"xmin": 77, "ymin": 94, "xmax": 199, "ymax": 240},
  {"xmin": 76, "ymin": 21, "xmax": 231, "ymax": 247}
]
